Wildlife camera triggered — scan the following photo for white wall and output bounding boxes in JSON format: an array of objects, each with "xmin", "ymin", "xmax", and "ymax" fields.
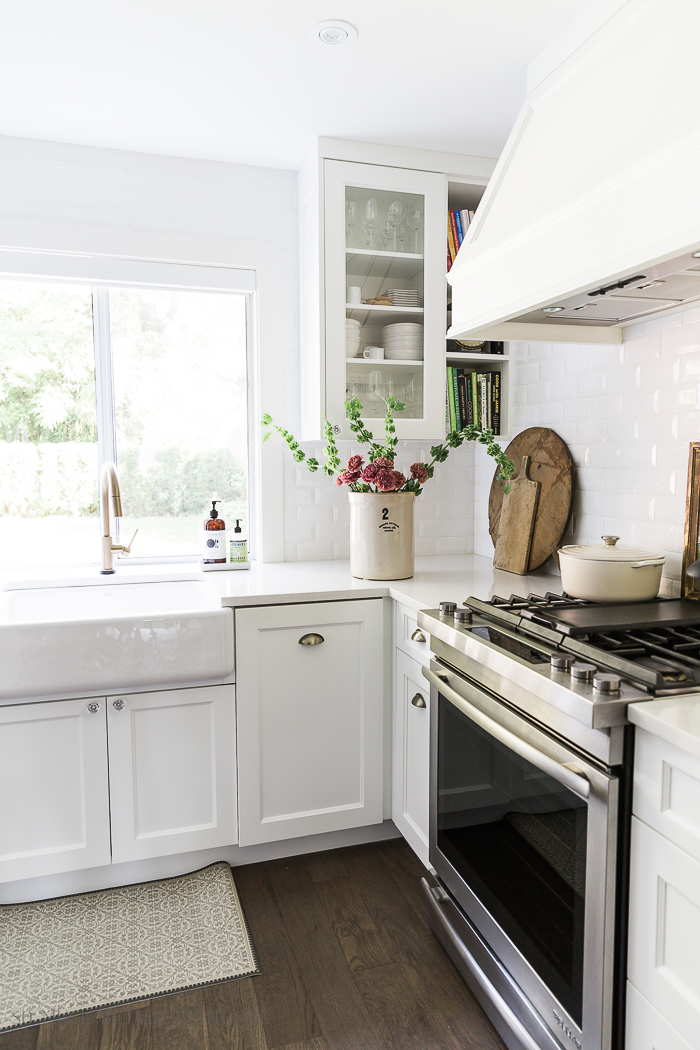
[{"xmin": 474, "ymin": 308, "xmax": 700, "ymax": 593}]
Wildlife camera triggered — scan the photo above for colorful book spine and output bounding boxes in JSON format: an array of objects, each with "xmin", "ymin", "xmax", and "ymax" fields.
[
  {"xmin": 471, "ymin": 372, "xmax": 479, "ymax": 428},
  {"xmin": 449, "ymin": 210, "xmax": 460, "ymax": 255},
  {"xmin": 460, "ymin": 209, "xmax": 471, "ymax": 236},
  {"xmin": 457, "ymin": 370, "xmax": 468, "ymax": 430},
  {"xmin": 446, "ymin": 367, "xmax": 457, "ymax": 431},
  {"xmin": 479, "ymin": 375, "xmax": 488, "ymax": 431},
  {"xmin": 447, "ymin": 219, "xmax": 456, "ymax": 265},
  {"xmin": 454, "ymin": 209, "xmax": 464, "ymax": 246},
  {"xmin": 491, "ymin": 371, "xmax": 501, "ymax": 436},
  {"xmin": 465, "ymin": 373, "xmax": 474, "ymax": 426},
  {"xmin": 447, "ymin": 244, "xmax": 452, "ymax": 272},
  {"xmin": 451, "ymin": 367, "xmax": 461, "ymax": 431}
]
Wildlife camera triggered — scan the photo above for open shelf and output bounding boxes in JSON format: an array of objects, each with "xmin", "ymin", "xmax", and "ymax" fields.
[
  {"xmin": 445, "ymin": 351, "xmax": 509, "ymax": 362},
  {"xmin": 346, "ymin": 357, "xmax": 424, "ymax": 368},
  {"xmin": 346, "ymin": 303, "xmax": 423, "ymax": 325}
]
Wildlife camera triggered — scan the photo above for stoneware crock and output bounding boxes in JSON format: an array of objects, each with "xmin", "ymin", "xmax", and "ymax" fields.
[
  {"xmin": 348, "ymin": 491, "xmax": 415, "ymax": 580},
  {"xmin": 558, "ymin": 535, "xmax": 665, "ymax": 602}
]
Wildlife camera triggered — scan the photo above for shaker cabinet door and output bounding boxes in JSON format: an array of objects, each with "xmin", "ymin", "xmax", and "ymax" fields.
[
  {"xmin": 392, "ymin": 648, "xmax": 430, "ymax": 865},
  {"xmin": 0, "ymin": 698, "xmax": 111, "ymax": 886},
  {"xmin": 107, "ymin": 684, "xmax": 237, "ymax": 864},
  {"xmin": 235, "ymin": 599, "xmax": 385, "ymax": 846}
]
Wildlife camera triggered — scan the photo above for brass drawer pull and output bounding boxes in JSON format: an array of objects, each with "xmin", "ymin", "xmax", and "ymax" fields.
[
  {"xmin": 410, "ymin": 628, "xmax": 426, "ymax": 643},
  {"xmin": 411, "ymin": 693, "xmax": 427, "ymax": 708},
  {"xmin": 299, "ymin": 633, "xmax": 325, "ymax": 646}
]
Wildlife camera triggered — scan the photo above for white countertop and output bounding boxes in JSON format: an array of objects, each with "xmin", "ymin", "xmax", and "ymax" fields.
[
  {"xmin": 205, "ymin": 554, "xmax": 563, "ymax": 613},
  {"xmin": 628, "ymin": 697, "xmax": 700, "ymax": 760}
]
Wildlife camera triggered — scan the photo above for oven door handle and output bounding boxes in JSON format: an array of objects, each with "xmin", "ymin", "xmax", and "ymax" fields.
[{"xmin": 422, "ymin": 667, "xmax": 591, "ymax": 801}]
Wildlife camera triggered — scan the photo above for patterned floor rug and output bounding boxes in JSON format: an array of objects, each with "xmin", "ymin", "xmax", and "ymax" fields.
[{"xmin": 0, "ymin": 861, "xmax": 260, "ymax": 1033}]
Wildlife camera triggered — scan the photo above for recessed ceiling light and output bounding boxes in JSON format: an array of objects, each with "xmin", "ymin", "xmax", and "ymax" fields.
[
  {"xmin": 311, "ymin": 20, "xmax": 358, "ymax": 46},
  {"xmin": 542, "ymin": 306, "xmax": 564, "ymax": 313}
]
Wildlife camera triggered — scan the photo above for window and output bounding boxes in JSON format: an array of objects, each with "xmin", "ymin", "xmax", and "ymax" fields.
[{"xmin": 0, "ymin": 272, "xmax": 251, "ymax": 570}]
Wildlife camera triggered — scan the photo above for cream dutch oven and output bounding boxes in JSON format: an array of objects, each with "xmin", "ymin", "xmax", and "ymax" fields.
[{"xmin": 558, "ymin": 535, "xmax": 665, "ymax": 602}]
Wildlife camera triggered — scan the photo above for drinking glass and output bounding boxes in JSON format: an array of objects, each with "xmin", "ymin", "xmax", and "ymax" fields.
[
  {"xmin": 387, "ymin": 200, "xmax": 406, "ymax": 251},
  {"xmin": 361, "ymin": 198, "xmax": 380, "ymax": 249},
  {"xmin": 406, "ymin": 205, "xmax": 423, "ymax": 253},
  {"xmin": 366, "ymin": 369, "xmax": 383, "ymax": 415},
  {"xmin": 345, "ymin": 199, "xmax": 358, "ymax": 246}
]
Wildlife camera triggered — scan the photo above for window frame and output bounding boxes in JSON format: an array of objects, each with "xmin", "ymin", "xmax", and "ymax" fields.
[{"xmin": 0, "ymin": 227, "xmax": 285, "ymax": 565}]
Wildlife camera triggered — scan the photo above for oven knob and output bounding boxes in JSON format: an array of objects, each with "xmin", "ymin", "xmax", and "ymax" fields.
[
  {"xmin": 594, "ymin": 673, "xmax": 622, "ymax": 694},
  {"xmin": 550, "ymin": 654, "xmax": 573, "ymax": 672},
  {"xmin": 454, "ymin": 608, "xmax": 473, "ymax": 624},
  {"xmin": 439, "ymin": 602, "xmax": 457, "ymax": 617},
  {"xmin": 571, "ymin": 662, "xmax": 596, "ymax": 682}
]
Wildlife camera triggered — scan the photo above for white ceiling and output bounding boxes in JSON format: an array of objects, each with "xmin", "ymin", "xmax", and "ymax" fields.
[{"xmin": 0, "ymin": 0, "xmax": 591, "ymax": 170}]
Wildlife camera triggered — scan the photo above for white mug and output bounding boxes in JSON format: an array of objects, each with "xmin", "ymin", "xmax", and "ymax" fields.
[
  {"xmin": 347, "ymin": 286, "xmax": 362, "ymax": 304},
  {"xmin": 362, "ymin": 346, "xmax": 384, "ymax": 359}
]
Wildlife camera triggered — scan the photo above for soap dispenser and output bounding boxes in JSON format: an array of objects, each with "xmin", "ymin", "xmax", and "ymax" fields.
[
  {"xmin": 230, "ymin": 519, "xmax": 247, "ymax": 563},
  {"xmin": 202, "ymin": 500, "xmax": 227, "ymax": 563}
]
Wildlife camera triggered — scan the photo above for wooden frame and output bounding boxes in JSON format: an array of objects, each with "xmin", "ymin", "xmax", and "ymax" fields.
[{"xmin": 682, "ymin": 442, "xmax": 700, "ymax": 598}]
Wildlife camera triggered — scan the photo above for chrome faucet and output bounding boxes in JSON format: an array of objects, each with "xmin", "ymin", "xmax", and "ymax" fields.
[{"xmin": 99, "ymin": 461, "xmax": 137, "ymax": 574}]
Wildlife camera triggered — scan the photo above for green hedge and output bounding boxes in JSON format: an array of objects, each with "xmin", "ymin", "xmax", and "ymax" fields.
[{"xmin": 0, "ymin": 443, "xmax": 246, "ymax": 517}]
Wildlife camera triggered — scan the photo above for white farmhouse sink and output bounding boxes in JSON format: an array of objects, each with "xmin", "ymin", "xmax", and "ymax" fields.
[{"xmin": 0, "ymin": 576, "xmax": 234, "ymax": 702}]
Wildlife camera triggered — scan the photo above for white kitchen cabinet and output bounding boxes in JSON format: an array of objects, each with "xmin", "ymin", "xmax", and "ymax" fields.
[
  {"xmin": 392, "ymin": 648, "xmax": 430, "ymax": 865},
  {"xmin": 0, "ymin": 683, "xmax": 237, "ymax": 886},
  {"xmin": 299, "ymin": 140, "xmax": 495, "ymax": 442},
  {"xmin": 235, "ymin": 599, "xmax": 385, "ymax": 846},
  {"xmin": 393, "ymin": 599, "xmax": 431, "ymax": 667},
  {"xmin": 627, "ymin": 728, "xmax": 700, "ymax": 1049},
  {"xmin": 626, "ymin": 983, "xmax": 693, "ymax": 1050},
  {"xmin": 0, "ymin": 698, "xmax": 111, "ymax": 884},
  {"xmin": 107, "ymin": 685, "xmax": 237, "ymax": 864}
]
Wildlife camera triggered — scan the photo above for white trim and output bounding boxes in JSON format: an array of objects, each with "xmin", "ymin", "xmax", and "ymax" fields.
[{"xmin": 0, "ymin": 219, "xmax": 284, "ymax": 563}]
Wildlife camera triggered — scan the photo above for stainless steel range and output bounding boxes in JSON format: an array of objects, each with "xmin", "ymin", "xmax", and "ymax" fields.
[{"xmin": 418, "ymin": 592, "xmax": 700, "ymax": 1050}]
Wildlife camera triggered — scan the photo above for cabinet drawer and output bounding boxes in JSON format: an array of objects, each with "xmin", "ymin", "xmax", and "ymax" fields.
[
  {"xmin": 392, "ymin": 649, "xmax": 430, "ymax": 866},
  {"xmin": 394, "ymin": 601, "xmax": 430, "ymax": 666},
  {"xmin": 626, "ymin": 983, "xmax": 693, "ymax": 1050},
  {"xmin": 634, "ymin": 728, "xmax": 700, "ymax": 863},
  {"xmin": 628, "ymin": 816, "xmax": 700, "ymax": 1048}
]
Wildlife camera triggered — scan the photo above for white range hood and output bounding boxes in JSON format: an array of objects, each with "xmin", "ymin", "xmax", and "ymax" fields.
[{"xmin": 448, "ymin": 0, "xmax": 700, "ymax": 345}]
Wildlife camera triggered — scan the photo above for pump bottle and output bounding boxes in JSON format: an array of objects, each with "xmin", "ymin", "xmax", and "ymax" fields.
[{"xmin": 202, "ymin": 501, "xmax": 227, "ymax": 563}]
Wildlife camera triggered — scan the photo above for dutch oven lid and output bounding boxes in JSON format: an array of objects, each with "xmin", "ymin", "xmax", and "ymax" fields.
[{"xmin": 559, "ymin": 535, "xmax": 665, "ymax": 563}]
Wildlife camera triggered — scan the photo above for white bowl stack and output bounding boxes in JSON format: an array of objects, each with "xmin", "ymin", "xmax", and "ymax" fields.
[
  {"xmin": 346, "ymin": 317, "xmax": 361, "ymax": 357},
  {"xmin": 381, "ymin": 322, "xmax": 424, "ymax": 360}
]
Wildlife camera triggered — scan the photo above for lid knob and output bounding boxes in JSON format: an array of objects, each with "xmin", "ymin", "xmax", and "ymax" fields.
[{"xmin": 601, "ymin": 535, "xmax": 620, "ymax": 546}]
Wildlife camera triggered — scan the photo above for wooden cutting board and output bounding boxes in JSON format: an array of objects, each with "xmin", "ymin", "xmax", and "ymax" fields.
[
  {"xmin": 493, "ymin": 456, "xmax": 540, "ymax": 575},
  {"xmin": 489, "ymin": 427, "xmax": 574, "ymax": 572}
]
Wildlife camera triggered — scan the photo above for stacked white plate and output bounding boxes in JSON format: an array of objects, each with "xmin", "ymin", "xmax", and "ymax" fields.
[
  {"xmin": 382, "ymin": 322, "xmax": 423, "ymax": 360},
  {"xmin": 346, "ymin": 317, "xmax": 362, "ymax": 356},
  {"xmin": 385, "ymin": 289, "xmax": 421, "ymax": 307}
]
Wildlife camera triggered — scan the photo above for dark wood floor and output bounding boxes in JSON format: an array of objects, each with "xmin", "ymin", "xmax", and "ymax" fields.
[{"xmin": 0, "ymin": 839, "xmax": 505, "ymax": 1050}]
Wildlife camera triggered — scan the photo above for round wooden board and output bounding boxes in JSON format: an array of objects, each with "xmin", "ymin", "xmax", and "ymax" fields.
[{"xmin": 488, "ymin": 427, "xmax": 574, "ymax": 572}]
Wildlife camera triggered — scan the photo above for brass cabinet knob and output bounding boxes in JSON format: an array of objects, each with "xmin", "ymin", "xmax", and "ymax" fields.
[
  {"xmin": 410, "ymin": 629, "xmax": 426, "ymax": 643},
  {"xmin": 411, "ymin": 692, "xmax": 427, "ymax": 708},
  {"xmin": 299, "ymin": 633, "xmax": 325, "ymax": 646}
]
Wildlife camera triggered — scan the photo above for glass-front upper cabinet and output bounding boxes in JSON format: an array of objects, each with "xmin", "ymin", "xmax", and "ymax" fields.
[{"xmin": 324, "ymin": 160, "xmax": 447, "ymax": 439}]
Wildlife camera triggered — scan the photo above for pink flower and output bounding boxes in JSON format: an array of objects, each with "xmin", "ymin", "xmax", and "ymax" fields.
[
  {"xmin": 373, "ymin": 456, "xmax": 394, "ymax": 469},
  {"xmin": 362, "ymin": 462, "xmax": 380, "ymax": 482},
  {"xmin": 347, "ymin": 454, "xmax": 363, "ymax": 472},
  {"xmin": 410, "ymin": 462, "xmax": 429, "ymax": 484},
  {"xmin": 376, "ymin": 469, "xmax": 399, "ymax": 491},
  {"xmin": 391, "ymin": 471, "xmax": 406, "ymax": 490},
  {"xmin": 336, "ymin": 469, "xmax": 361, "ymax": 486}
]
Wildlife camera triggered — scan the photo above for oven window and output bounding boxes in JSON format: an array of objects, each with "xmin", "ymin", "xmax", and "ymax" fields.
[{"xmin": 438, "ymin": 695, "xmax": 587, "ymax": 1024}]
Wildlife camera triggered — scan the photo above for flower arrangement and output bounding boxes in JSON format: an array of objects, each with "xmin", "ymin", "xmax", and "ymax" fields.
[{"xmin": 262, "ymin": 396, "xmax": 515, "ymax": 495}]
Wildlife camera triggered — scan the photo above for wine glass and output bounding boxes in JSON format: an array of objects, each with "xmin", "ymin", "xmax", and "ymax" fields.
[
  {"xmin": 345, "ymin": 199, "xmax": 358, "ymax": 246},
  {"xmin": 387, "ymin": 200, "xmax": 406, "ymax": 251},
  {"xmin": 366, "ymin": 369, "xmax": 383, "ymax": 415},
  {"xmin": 397, "ymin": 224, "xmax": 408, "ymax": 252},
  {"xmin": 406, "ymin": 205, "xmax": 423, "ymax": 253},
  {"xmin": 361, "ymin": 197, "xmax": 380, "ymax": 249}
]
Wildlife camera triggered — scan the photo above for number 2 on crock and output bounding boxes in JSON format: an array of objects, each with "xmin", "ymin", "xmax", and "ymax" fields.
[{"xmin": 382, "ymin": 507, "xmax": 389, "ymax": 521}]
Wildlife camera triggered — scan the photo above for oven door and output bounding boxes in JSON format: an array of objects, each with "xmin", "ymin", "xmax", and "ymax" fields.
[{"xmin": 423, "ymin": 660, "xmax": 620, "ymax": 1050}]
